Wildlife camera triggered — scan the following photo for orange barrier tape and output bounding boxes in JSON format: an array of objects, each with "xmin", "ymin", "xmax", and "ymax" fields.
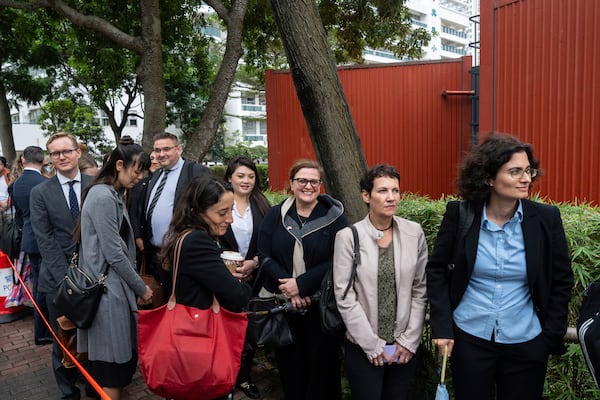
[{"xmin": 6, "ymin": 254, "xmax": 111, "ymax": 400}]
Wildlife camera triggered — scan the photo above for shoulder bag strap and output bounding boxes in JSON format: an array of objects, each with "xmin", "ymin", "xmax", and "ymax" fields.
[
  {"xmin": 167, "ymin": 230, "xmax": 192, "ymax": 309},
  {"xmin": 341, "ymin": 225, "xmax": 360, "ymax": 299}
]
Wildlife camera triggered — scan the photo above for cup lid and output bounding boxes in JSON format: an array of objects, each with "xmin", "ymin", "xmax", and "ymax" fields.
[{"xmin": 220, "ymin": 251, "xmax": 244, "ymax": 261}]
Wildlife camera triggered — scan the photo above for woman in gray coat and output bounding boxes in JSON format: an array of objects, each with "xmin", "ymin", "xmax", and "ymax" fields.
[{"xmin": 75, "ymin": 140, "xmax": 153, "ymax": 399}]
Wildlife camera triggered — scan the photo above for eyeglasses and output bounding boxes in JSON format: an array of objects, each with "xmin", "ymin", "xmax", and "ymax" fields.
[
  {"xmin": 505, "ymin": 167, "xmax": 538, "ymax": 179},
  {"xmin": 49, "ymin": 149, "xmax": 77, "ymax": 159},
  {"xmin": 153, "ymin": 145, "xmax": 178, "ymax": 154},
  {"xmin": 292, "ymin": 178, "xmax": 322, "ymax": 187}
]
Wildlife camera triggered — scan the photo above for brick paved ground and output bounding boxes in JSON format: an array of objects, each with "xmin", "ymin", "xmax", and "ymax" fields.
[{"xmin": 0, "ymin": 314, "xmax": 283, "ymax": 400}]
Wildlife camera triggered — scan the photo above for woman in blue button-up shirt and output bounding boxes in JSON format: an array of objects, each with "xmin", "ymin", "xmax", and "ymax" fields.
[{"xmin": 427, "ymin": 133, "xmax": 573, "ymax": 400}]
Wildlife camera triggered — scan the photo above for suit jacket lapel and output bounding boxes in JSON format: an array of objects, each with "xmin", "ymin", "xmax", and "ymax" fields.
[
  {"xmin": 464, "ymin": 203, "xmax": 482, "ymax": 277},
  {"xmin": 521, "ymin": 199, "xmax": 542, "ymax": 286},
  {"xmin": 49, "ymin": 175, "xmax": 72, "ymax": 217}
]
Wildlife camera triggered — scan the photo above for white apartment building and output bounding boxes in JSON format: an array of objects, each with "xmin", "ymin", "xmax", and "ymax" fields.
[{"xmin": 4, "ymin": 0, "xmax": 478, "ymax": 155}]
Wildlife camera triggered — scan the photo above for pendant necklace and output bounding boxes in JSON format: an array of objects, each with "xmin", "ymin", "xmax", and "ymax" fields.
[{"xmin": 297, "ymin": 214, "xmax": 309, "ymax": 228}]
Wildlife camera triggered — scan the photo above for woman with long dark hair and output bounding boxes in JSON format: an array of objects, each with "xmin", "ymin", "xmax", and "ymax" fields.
[
  {"xmin": 75, "ymin": 141, "xmax": 153, "ymax": 399},
  {"xmin": 221, "ymin": 156, "xmax": 270, "ymax": 398},
  {"xmin": 160, "ymin": 175, "xmax": 252, "ymax": 399}
]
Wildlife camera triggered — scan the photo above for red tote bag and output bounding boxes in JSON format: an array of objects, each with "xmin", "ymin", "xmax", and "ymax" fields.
[{"xmin": 137, "ymin": 232, "xmax": 248, "ymax": 400}]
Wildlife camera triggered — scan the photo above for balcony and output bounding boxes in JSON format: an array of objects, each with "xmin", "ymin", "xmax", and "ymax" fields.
[
  {"xmin": 242, "ymin": 104, "xmax": 265, "ymax": 112},
  {"xmin": 442, "ymin": 26, "xmax": 468, "ymax": 39},
  {"xmin": 441, "ymin": 44, "xmax": 467, "ymax": 55},
  {"xmin": 440, "ymin": 0, "xmax": 473, "ymax": 15},
  {"xmin": 411, "ymin": 19, "xmax": 427, "ymax": 28}
]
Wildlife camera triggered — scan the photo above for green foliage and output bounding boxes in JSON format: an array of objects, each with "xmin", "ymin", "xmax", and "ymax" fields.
[
  {"xmin": 211, "ymin": 163, "xmax": 269, "ymax": 191},
  {"xmin": 39, "ymin": 98, "xmax": 109, "ymax": 151},
  {"xmin": 243, "ymin": 0, "xmax": 432, "ymax": 73},
  {"xmin": 545, "ymin": 344, "xmax": 599, "ymax": 400},
  {"xmin": 319, "ymin": 0, "xmax": 431, "ymax": 62},
  {"xmin": 222, "ymin": 143, "xmax": 268, "ymax": 164},
  {"xmin": 0, "ymin": 9, "xmax": 58, "ymax": 104}
]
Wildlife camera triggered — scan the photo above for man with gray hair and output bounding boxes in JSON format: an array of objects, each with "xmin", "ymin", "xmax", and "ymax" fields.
[{"xmin": 11, "ymin": 145, "xmax": 50, "ymax": 344}]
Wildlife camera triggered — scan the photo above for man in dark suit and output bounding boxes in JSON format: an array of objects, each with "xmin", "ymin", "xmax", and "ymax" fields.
[
  {"xmin": 140, "ymin": 132, "xmax": 208, "ymax": 296},
  {"xmin": 31, "ymin": 132, "xmax": 93, "ymax": 400},
  {"xmin": 10, "ymin": 146, "xmax": 50, "ymax": 344}
]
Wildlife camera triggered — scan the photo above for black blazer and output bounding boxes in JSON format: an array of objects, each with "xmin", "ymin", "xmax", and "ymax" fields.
[
  {"xmin": 174, "ymin": 230, "xmax": 251, "ymax": 312},
  {"xmin": 221, "ymin": 199, "xmax": 266, "ymax": 261},
  {"xmin": 30, "ymin": 174, "xmax": 93, "ymax": 294},
  {"xmin": 426, "ymin": 199, "xmax": 573, "ymax": 354},
  {"xmin": 11, "ymin": 170, "xmax": 47, "ymax": 254}
]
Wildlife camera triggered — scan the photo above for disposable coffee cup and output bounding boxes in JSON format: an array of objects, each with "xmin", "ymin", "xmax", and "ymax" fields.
[{"xmin": 220, "ymin": 251, "xmax": 244, "ymax": 274}]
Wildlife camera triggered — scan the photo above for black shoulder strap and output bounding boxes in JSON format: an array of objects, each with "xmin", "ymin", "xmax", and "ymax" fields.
[
  {"xmin": 341, "ymin": 225, "xmax": 360, "ymax": 299},
  {"xmin": 458, "ymin": 200, "xmax": 474, "ymax": 243}
]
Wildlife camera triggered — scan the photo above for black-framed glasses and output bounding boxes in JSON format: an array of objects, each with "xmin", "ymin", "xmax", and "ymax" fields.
[
  {"xmin": 49, "ymin": 149, "xmax": 78, "ymax": 159},
  {"xmin": 153, "ymin": 145, "xmax": 178, "ymax": 154},
  {"xmin": 292, "ymin": 178, "xmax": 322, "ymax": 187},
  {"xmin": 505, "ymin": 167, "xmax": 538, "ymax": 179}
]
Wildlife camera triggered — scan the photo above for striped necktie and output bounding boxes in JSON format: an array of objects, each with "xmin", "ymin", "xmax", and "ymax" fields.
[{"xmin": 146, "ymin": 169, "xmax": 170, "ymax": 227}]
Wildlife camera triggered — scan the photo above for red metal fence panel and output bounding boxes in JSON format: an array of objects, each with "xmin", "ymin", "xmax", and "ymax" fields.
[
  {"xmin": 266, "ymin": 57, "xmax": 473, "ymax": 198},
  {"xmin": 480, "ymin": 0, "xmax": 600, "ymax": 203}
]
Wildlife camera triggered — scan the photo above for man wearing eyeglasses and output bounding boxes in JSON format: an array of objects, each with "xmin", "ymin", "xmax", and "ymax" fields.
[
  {"xmin": 30, "ymin": 132, "xmax": 94, "ymax": 400},
  {"xmin": 140, "ymin": 132, "xmax": 209, "ymax": 296}
]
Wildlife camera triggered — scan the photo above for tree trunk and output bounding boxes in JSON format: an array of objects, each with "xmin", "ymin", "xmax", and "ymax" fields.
[
  {"xmin": 138, "ymin": 0, "xmax": 166, "ymax": 150},
  {"xmin": 269, "ymin": 0, "xmax": 368, "ymax": 222},
  {"xmin": 183, "ymin": 0, "xmax": 248, "ymax": 161},
  {"xmin": 0, "ymin": 78, "xmax": 16, "ymax": 163}
]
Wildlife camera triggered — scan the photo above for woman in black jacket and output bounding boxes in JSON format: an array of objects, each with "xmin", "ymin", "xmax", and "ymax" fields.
[
  {"xmin": 161, "ymin": 175, "xmax": 252, "ymax": 400},
  {"xmin": 257, "ymin": 159, "xmax": 348, "ymax": 400},
  {"xmin": 221, "ymin": 156, "xmax": 270, "ymax": 399},
  {"xmin": 426, "ymin": 133, "xmax": 573, "ymax": 400}
]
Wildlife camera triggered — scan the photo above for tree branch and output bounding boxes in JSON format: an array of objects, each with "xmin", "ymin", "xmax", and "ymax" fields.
[
  {"xmin": 0, "ymin": 0, "xmax": 144, "ymax": 53},
  {"xmin": 204, "ymin": 0, "xmax": 230, "ymax": 25}
]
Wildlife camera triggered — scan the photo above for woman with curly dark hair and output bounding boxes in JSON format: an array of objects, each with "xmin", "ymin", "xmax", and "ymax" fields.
[{"xmin": 426, "ymin": 133, "xmax": 573, "ymax": 400}]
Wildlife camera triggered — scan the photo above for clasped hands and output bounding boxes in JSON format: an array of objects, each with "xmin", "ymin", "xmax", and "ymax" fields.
[
  {"xmin": 370, "ymin": 343, "xmax": 414, "ymax": 366},
  {"xmin": 279, "ymin": 278, "xmax": 311, "ymax": 310}
]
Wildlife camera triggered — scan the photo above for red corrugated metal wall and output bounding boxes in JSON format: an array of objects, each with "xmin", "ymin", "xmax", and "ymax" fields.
[
  {"xmin": 266, "ymin": 58, "xmax": 473, "ymax": 197},
  {"xmin": 480, "ymin": 0, "xmax": 600, "ymax": 203}
]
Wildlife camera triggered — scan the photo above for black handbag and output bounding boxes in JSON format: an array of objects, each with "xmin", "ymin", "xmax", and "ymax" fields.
[
  {"xmin": 319, "ymin": 224, "xmax": 360, "ymax": 336},
  {"xmin": 0, "ymin": 208, "xmax": 22, "ymax": 261},
  {"xmin": 246, "ymin": 296, "xmax": 295, "ymax": 349},
  {"xmin": 53, "ymin": 250, "xmax": 109, "ymax": 329}
]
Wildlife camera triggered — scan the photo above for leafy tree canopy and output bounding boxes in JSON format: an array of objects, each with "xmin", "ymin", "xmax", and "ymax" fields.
[
  {"xmin": 242, "ymin": 0, "xmax": 431, "ymax": 81},
  {"xmin": 39, "ymin": 98, "xmax": 109, "ymax": 152}
]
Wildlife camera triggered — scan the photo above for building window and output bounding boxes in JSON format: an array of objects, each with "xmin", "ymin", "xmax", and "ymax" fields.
[
  {"xmin": 242, "ymin": 119, "xmax": 256, "ymax": 136},
  {"xmin": 241, "ymin": 92, "xmax": 256, "ymax": 105},
  {"xmin": 11, "ymin": 114, "xmax": 20, "ymax": 124},
  {"xmin": 97, "ymin": 110, "xmax": 109, "ymax": 126},
  {"xmin": 260, "ymin": 120, "xmax": 267, "ymax": 135},
  {"xmin": 129, "ymin": 118, "xmax": 137, "ymax": 127},
  {"xmin": 28, "ymin": 109, "xmax": 42, "ymax": 124}
]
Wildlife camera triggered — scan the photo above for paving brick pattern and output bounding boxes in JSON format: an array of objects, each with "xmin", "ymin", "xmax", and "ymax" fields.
[{"xmin": 0, "ymin": 314, "xmax": 283, "ymax": 399}]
